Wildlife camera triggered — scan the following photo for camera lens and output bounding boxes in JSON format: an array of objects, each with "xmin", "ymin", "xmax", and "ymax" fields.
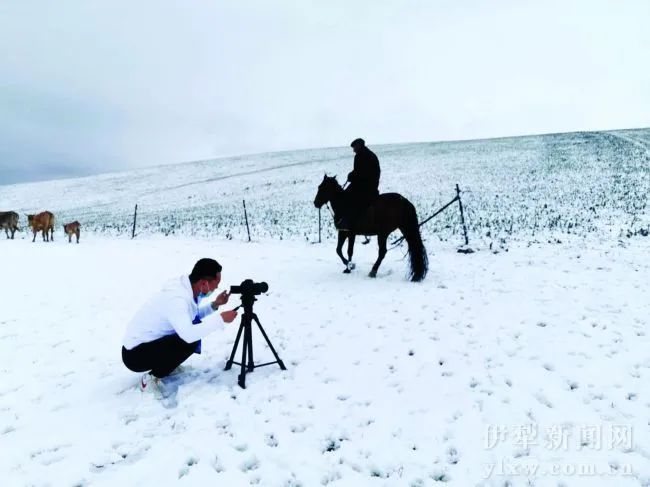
[{"xmin": 230, "ymin": 280, "xmax": 268, "ymax": 295}]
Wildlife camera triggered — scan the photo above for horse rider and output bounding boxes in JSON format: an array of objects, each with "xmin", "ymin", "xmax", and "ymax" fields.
[{"xmin": 337, "ymin": 138, "xmax": 381, "ymax": 230}]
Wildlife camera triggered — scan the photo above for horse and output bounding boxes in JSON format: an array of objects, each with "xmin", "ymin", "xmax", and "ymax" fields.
[
  {"xmin": 0, "ymin": 211, "xmax": 19, "ymax": 239},
  {"xmin": 313, "ymin": 175, "xmax": 428, "ymax": 282},
  {"xmin": 26, "ymin": 211, "xmax": 55, "ymax": 242},
  {"xmin": 63, "ymin": 221, "xmax": 81, "ymax": 243}
]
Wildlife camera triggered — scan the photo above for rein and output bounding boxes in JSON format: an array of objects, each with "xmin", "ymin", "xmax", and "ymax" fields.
[
  {"xmin": 323, "ymin": 181, "xmax": 346, "ymax": 220},
  {"xmin": 325, "ymin": 203, "xmax": 336, "ymax": 219}
]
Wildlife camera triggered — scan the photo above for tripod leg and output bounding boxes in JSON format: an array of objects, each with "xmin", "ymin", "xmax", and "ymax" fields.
[
  {"xmin": 252, "ymin": 313, "xmax": 287, "ymax": 370},
  {"xmin": 246, "ymin": 321, "xmax": 254, "ymax": 372},
  {"xmin": 238, "ymin": 322, "xmax": 248, "ymax": 388},
  {"xmin": 224, "ymin": 318, "xmax": 245, "ymax": 371}
]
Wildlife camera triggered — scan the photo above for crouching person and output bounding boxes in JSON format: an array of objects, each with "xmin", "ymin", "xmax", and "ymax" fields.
[{"xmin": 122, "ymin": 258, "xmax": 238, "ymax": 394}]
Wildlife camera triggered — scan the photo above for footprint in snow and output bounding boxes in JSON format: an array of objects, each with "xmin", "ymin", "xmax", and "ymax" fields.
[
  {"xmin": 240, "ymin": 456, "xmax": 259, "ymax": 472},
  {"xmin": 534, "ymin": 392, "xmax": 553, "ymax": 408},
  {"xmin": 178, "ymin": 457, "xmax": 199, "ymax": 478},
  {"xmin": 233, "ymin": 443, "xmax": 248, "ymax": 452},
  {"xmin": 265, "ymin": 433, "xmax": 279, "ymax": 447},
  {"xmin": 447, "ymin": 447, "xmax": 460, "ymax": 465},
  {"xmin": 211, "ymin": 455, "xmax": 225, "ymax": 473}
]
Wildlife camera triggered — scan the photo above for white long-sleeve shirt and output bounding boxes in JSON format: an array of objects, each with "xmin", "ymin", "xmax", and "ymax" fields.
[{"xmin": 123, "ymin": 275, "xmax": 221, "ymax": 349}]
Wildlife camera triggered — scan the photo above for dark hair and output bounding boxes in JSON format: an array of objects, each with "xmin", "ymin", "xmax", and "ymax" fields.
[
  {"xmin": 189, "ymin": 258, "xmax": 222, "ymax": 283},
  {"xmin": 350, "ymin": 138, "xmax": 365, "ymax": 148}
]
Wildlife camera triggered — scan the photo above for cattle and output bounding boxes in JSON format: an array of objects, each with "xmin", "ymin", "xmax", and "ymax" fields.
[
  {"xmin": 63, "ymin": 221, "xmax": 81, "ymax": 243},
  {"xmin": 0, "ymin": 211, "xmax": 19, "ymax": 239},
  {"xmin": 27, "ymin": 211, "xmax": 55, "ymax": 242}
]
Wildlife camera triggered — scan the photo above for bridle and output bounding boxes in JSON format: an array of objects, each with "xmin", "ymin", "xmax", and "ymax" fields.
[{"xmin": 319, "ymin": 179, "xmax": 348, "ymax": 220}]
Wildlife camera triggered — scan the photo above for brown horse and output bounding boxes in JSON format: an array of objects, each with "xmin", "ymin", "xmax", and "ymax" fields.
[
  {"xmin": 314, "ymin": 175, "xmax": 428, "ymax": 281},
  {"xmin": 27, "ymin": 211, "xmax": 55, "ymax": 242},
  {"xmin": 63, "ymin": 221, "xmax": 81, "ymax": 243}
]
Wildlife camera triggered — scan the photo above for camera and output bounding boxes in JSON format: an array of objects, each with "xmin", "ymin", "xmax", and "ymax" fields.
[{"xmin": 230, "ymin": 279, "xmax": 269, "ymax": 296}]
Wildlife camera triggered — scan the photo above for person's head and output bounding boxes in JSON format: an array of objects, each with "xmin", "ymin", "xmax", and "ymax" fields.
[
  {"xmin": 351, "ymin": 138, "xmax": 365, "ymax": 154},
  {"xmin": 189, "ymin": 258, "xmax": 222, "ymax": 297}
]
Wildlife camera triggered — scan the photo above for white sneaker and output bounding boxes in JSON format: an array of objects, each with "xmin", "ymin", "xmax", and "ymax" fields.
[{"xmin": 140, "ymin": 373, "xmax": 163, "ymax": 396}]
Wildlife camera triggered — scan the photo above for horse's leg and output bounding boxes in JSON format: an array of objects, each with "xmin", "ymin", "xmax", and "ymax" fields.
[
  {"xmin": 32, "ymin": 229, "xmax": 36, "ymax": 242},
  {"xmin": 336, "ymin": 232, "xmax": 349, "ymax": 270},
  {"xmin": 369, "ymin": 234, "xmax": 388, "ymax": 278},
  {"xmin": 346, "ymin": 234, "xmax": 356, "ymax": 272}
]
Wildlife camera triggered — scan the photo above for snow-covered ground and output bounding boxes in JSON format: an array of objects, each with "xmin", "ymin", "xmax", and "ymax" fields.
[
  {"xmin": 2, "ymin": 235, "xmax": 650, "ymax": 486},
  {"xmin": 2, "ymin": 129, "xmax": 650, "ymax": 485}
]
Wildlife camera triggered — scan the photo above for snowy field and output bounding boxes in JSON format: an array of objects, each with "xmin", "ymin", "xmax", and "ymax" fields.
[
  {"xmin": 2, "ymin": 129, "xmax": 650, "ymax": 486},
  {"xmin": 2, "ymin": 235, "xmax": 650, "ymax": 486}
]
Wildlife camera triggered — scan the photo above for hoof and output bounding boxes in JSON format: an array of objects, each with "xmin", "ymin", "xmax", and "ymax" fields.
[
  {"xmin": 368, "ymin": 270, "xmax": 377, "ymax": 278},
  {"xmin": 343, "ymin": 268, "xmax": 351, "ymax": 274}
]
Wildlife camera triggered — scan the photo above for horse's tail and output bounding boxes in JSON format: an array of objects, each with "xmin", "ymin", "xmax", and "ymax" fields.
[{"xmin": 399, "ymin": 200, "xmax": 428, "ymax": 282}]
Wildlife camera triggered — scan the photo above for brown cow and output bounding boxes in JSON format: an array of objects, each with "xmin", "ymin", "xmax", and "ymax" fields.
[
  {"xmin": 63, "ymin": 221, "xmax": 81, "ymax": 243},
  {"xmin": 0, "ymin": 211, "xmax": 19, "ymax": 239},
  {"xmin": 27, "ymin": 211, "xmax": 55, "ymax": 242}
]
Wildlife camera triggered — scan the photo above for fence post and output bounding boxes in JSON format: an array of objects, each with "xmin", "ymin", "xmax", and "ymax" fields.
[
  {"xmin": 318, "ymin": 207, "xmax": 321, "ymax": 243},
  {"xmin": 131, "ymin": 204, "xmax": 138, "ymax": 239},
  {"xmin": 455, "ymin": 184, "xmax": 469, "ymax": 246},
  {"xmin": 243, "ymin": 200, "xmax": 251, "ymax": 242}
]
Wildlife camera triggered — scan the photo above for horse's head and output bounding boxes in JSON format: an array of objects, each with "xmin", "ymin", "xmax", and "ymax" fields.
[{"xmin": 314, "ymin": 174, "xmax": 342, "ymax": 208}]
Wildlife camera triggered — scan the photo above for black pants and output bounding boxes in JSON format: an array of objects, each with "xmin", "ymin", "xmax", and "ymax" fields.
[{"xmin": 122, "ymin": 334, "xmax": 198, "ymax": 378}]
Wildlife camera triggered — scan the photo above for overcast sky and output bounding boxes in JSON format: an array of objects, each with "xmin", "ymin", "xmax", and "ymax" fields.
[{"xmin": 1, "ymin": 0, "xmax": 649, "ymax": 184}]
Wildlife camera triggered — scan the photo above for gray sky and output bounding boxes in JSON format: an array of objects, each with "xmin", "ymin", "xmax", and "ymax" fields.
[{"xmin": 1, "ymin": 0, "xmax": 649, "ymax": 184}]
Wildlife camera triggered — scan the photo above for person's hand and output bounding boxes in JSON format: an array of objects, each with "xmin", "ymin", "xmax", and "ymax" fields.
[
  {"xmin": 213, "ymin": 290, "xmax": 230, "ymax": 308},
  {"xmin": 220, "ymin": 309, "xmax": 238, "ymax": 324}
]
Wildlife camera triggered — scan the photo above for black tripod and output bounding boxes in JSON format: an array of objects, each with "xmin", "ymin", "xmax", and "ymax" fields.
[{"xmin": 224, "ymin": 293, "xmax": 286, "ymax": 388}]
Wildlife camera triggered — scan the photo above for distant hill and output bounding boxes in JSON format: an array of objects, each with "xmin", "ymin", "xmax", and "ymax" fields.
[{"xmin": 1, "ymin": 128, "xmax": 649, "ymax": 243}]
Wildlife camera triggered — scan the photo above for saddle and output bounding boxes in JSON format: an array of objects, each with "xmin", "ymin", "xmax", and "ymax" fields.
[{"xmin": 335, "ymin": 194, "xmax": 378, "ymax": 232}]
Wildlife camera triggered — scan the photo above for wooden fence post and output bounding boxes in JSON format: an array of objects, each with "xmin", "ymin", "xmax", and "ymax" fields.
[
  {"xmin": 131, "ymin": 204, "xmax": 138, "ymax": 239},
  {"xmin": 455, "ymin": 184, "xmax": 469, "ymax": 246},
  {"xmin": 243, "ymin": 200, "xmax": 251, "ymax": 242}
]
